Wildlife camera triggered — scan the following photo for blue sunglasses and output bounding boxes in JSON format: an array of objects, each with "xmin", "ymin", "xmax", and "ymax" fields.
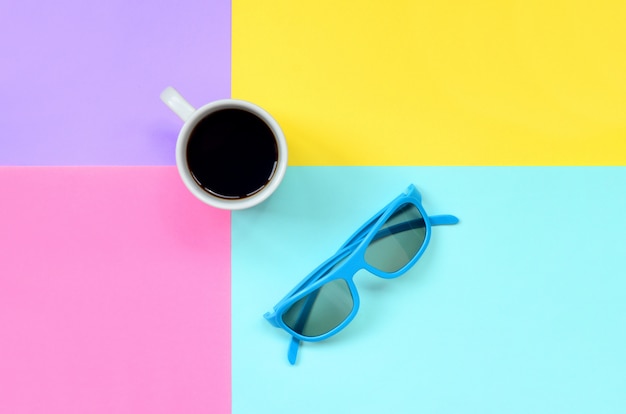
[{"xmin": 264, "ymin": 184, "xmax": 459, "ymax": 364}]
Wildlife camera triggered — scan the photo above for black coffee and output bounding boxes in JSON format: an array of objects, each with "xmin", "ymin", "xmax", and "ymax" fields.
[{"xmin": 186, "ymin": 108, "xmax": 278, "ymax": 199}]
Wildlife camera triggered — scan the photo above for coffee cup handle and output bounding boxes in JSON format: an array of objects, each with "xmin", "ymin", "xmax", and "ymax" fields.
[{"xmin": 160, "ymin": 87, "xmax": 196, "ymax": 122}]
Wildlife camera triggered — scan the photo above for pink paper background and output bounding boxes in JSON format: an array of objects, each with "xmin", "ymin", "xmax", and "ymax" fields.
[{"xmin": 0, "ymin": 167, "xmax": 231, "ymax": 413}]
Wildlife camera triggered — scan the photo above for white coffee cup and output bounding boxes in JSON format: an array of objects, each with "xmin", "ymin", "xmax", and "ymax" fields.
[{"xmin": 160, "ymin": 87, "xmax": 288, "ymax": 210}]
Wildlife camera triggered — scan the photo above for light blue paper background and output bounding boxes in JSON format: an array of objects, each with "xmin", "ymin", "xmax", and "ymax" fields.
[{"xmin": 232, "ymin": 167, "xmax": 626, "ymax": 413}]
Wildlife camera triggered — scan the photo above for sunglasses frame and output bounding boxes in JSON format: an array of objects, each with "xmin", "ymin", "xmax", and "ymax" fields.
[{"xmin": 264, "ymin": 184, "xmax": 459, "ymax": 364}]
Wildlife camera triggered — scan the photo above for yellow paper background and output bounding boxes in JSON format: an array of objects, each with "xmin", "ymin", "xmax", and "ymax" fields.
[{"xmin": 232, "ymin": 1, "xmax": 626, "ymax": 165}]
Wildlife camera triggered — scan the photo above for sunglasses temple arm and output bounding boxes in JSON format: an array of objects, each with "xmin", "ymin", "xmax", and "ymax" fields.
[
  {"xmin": 429, "ymin": 214, "xmax": 460, "ymax": 226},
  {"xmin": 362, "ymin": 214, "xmax": 460, "ymax": 245},
  {"xmin": 288, "ymin": 336, "xmax": 300, "ymax": 365},
  {"xmin": 285, "ymin": 288, "xmax": 321, "ymax": 365},
  {"xmin": 371, "ymin": 218, "xmax": 429, "ymax": 242}
]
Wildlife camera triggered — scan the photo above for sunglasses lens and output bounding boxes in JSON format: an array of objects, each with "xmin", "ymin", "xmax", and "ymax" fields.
[
  {"xmin": 282, "ymin": 279, "xmax": 354, "ymax": 338},
  {"xmin": 364, "ymin": 203, "xmax": 426, "ymax": 273}
]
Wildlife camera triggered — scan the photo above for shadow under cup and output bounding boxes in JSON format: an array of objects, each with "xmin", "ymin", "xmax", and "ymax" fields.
[{"xmin": 185, "ymin": 107, "xmax": 281, "ymax": 201}]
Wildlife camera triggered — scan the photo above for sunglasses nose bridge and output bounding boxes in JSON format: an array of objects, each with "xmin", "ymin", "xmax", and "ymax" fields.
[
  {"xmin": 340, "ymin": 256, "xmax": 364, "ymax": 283},
  {"xmin": 339, "ymin": 261, "xmax": 365, "ymax": 308}
]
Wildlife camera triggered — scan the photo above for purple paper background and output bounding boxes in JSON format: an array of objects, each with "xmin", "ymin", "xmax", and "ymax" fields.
[{"xmin": 0, "ymin": 0, "xmax": 231, "ymax": 165}]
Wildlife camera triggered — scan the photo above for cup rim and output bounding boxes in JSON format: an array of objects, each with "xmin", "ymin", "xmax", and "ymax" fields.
[{"xmin": 175, "ymin": 99, "xmax": 288, "ymax": 210}]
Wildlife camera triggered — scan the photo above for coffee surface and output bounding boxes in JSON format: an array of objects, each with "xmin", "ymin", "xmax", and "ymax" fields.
[{"xmin": 186, "ymin": 109, "xmax": 278, "ymax": 199}]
